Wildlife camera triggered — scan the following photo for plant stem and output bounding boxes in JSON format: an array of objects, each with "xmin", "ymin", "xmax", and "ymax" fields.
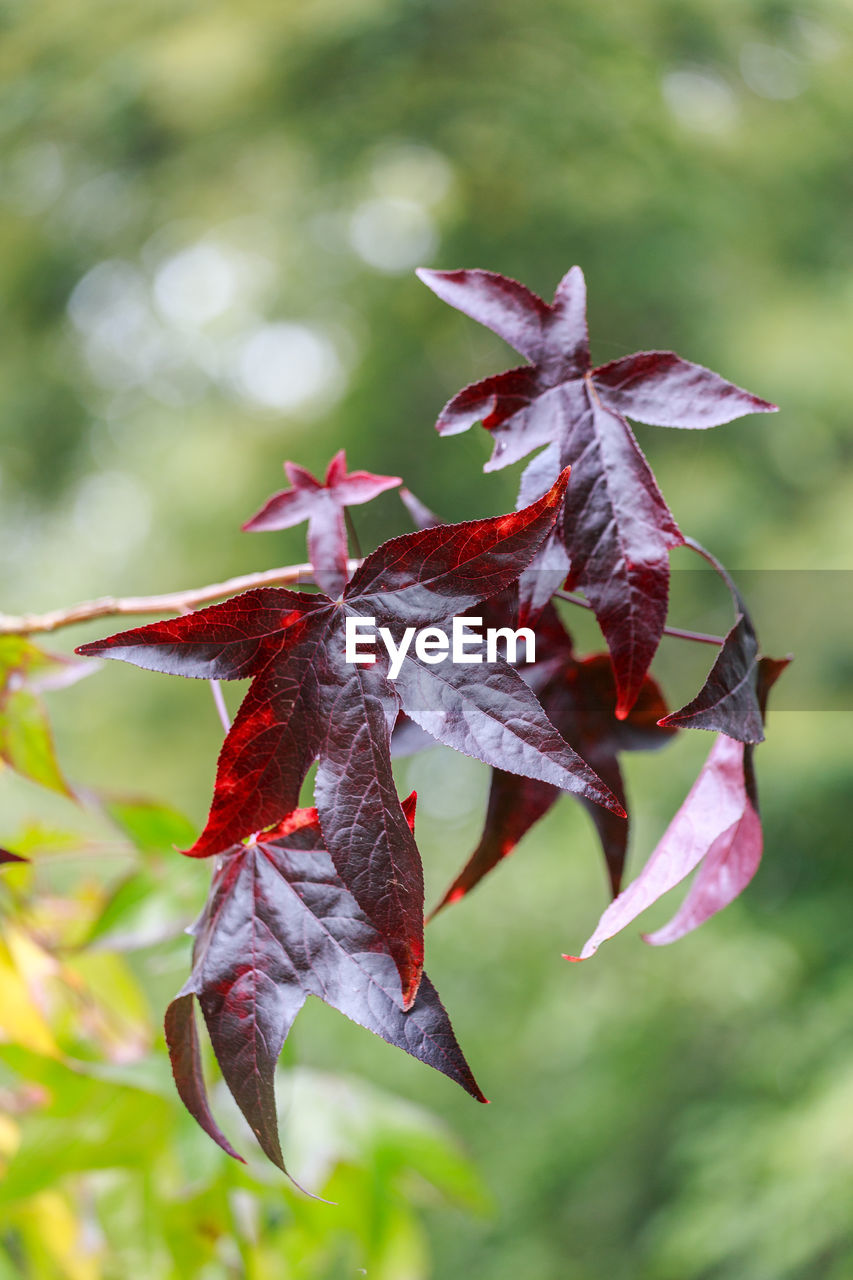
[
  {"xmin": 0, "ymin": 561, "xmax": 361, "ymax": 636},
  {"xmin": 209, "ymin": 681, "xmax": 232, "ymax": 734},
  {"xmin": 555, "ymin": 589, "xmax": 723, "ymax": 647}
]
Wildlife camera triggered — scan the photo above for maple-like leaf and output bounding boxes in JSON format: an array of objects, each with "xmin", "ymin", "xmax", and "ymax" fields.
[
  {"xmin": 243, "ymin": 450, "xmax": 401, "ymax": 596},
  {"xmin": 79, "ymin": 470, "xmax": 623, "ymax": 1009},
  {"xmin": 418, "ymin": 266, "xmax": 776, "ymax": 717},
  {"xmin": 166, "ymin": 800, "xmax": 485, "ymax": 1182},
  {"xmin": 572, "ymin": 656, "xmax": 789, "ymax": 957},
  {"xmin": 432, "ymin": 611, "xmax": 675, "ymax": 915},
  {"xmin": 658, "ymin": 541, "xmax": 769, "ymax": 744}
]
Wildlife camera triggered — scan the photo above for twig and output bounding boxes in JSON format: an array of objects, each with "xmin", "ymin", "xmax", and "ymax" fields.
[
  {"xmin": 555, "ymin": 589, "xmax": 723, "ymax": 647},
  {"xmin": 0, "ymin": 561, "xmax": 361, "ymax": 636},
  {"xmin": 0, "ymin": 561, "xmax": 723, "ymax": 647}
]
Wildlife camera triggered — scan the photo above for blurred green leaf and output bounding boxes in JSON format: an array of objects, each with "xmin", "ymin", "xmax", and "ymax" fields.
[
  {"xmin": 100, "ymin": 796, "xmax": 197, "ymax": 857},
  {"xmin": 0, "ymin": 685, "xmax": 72, "ymax": 797},
  {"xmin": 83, "ymin": 867, "xmax": 187, "ymax": 950},
  {"xmin": 0, "ymin": 1058, "xmax": 172, "ymax": 1206}
]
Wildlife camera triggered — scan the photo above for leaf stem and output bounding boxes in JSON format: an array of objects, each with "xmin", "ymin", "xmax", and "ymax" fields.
[
  {"xmin": 209, "ymin": 681, "xmax": 232, "ymax": 734},
  {"xmin": 555, "ymin": 589, "xmax": 723, "ymax": 647},
  {"xmin": 0, "ymin": 561, "xmax": 362, "ymax": 636}
]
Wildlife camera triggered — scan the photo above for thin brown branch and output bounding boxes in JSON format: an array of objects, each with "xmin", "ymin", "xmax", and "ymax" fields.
[
  {"xmin": 1, "ymin": 563, "xmax": 723, "ymax": 646},
  {"xmin": 555, "ymin": 589, "xmax": 723, "ymax": 647},
  {"xmin": 0, "ymin": 561, "xmax": 361, "ymax": 636}
]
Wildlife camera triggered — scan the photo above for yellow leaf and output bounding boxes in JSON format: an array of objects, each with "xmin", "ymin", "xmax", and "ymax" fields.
[
  {"xmin": 23, "ymin": 1191, "xmax": 101, "ymax": 1280},
  {"xmin": 0, "ymin": 937, "xmax": 59, "ymax": 1058}
]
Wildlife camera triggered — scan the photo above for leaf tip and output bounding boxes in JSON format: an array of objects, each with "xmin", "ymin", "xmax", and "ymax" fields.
[
  {"xmin": 0, "ymin": 848, "xmax": 28, "ymax": 866},
  {"xmin": 74, "ymin": 640, "xmax": 102, "ymax": 658},
  {"xmin": 401, "ymin": 985, "xmax": 419, "ymax": 1012},
  {"xmin": 401, "ymin": 790, "xmax": 418, "ymax": 831}
]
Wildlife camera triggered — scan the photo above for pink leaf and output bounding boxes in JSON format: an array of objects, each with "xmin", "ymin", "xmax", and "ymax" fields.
[{"xmin": 573, "ymin": 733, "xmax": 750, "ymax": 958}]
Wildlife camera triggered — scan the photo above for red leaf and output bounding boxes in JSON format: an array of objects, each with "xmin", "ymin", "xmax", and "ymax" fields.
[
  {"xmin": 243, "ymin": 450, "xmax": 401, "ymax": 597},
  {"xmin": 432, "ymin": 628, "xmax": 674, "ymax": 915},
  {"xmin": 80, "ymin": 469, "xmax": 622, "ymax": 1007},
  {"xmin": 572, "ymin": 656, "xmax": 788, "ymax": 957},
  {"xmin": 0, "ymin": 848, "xmax": 27, "ymax": 865},
  {"xmin": 419, "ymin": 265, "xmax": 775, "ymax": 715},
  {"xmin": 165, "ymin": 806, "xmax": 485, "ymax": 1179}
]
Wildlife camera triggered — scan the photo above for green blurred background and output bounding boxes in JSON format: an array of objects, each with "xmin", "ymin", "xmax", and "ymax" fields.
[{"xmin": 2, "ymin": 0, "xmax": 853, "ymax": 1275}]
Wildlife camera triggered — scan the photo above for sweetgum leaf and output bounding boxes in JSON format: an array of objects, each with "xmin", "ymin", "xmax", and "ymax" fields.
[
  {"xmin": 164, "ymin": 994, "xmax": 244, "ymax": 1164},
  {"xmin": 432, "ymin": 612, "xmax": 673, "ymax": 915},
  {"xmin": 243, "ymin": 450, "xmax": 401, "ymax": 596},
  {"xmin": 80, "ymin": 469, "xmax": 622, "ymax": 1007},
  {"xmin": 659, "ymin": 543, "xmax": 773, "ymax": 744},
  {"xmin": 418, "ymin": 265, "xmax": 775, "ymax": 716},
  {"xmin": 166, "ymin": 804, "xmax": 485, "ymax": 1180},
  {"xmin": 572, "ymin": 656, "xmax": 789, "ymax": 956}
]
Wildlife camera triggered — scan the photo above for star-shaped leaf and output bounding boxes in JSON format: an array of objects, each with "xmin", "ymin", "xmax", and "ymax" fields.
[
  {"xmin": 418, "ymin": 266, "xmax": 776, "ymax": 717},
  {"xmin": 243, "ymin": 450, "xmax": 402, "ymax": 596},
  {"xmin": 166, "ymin": 800, "xmax": 486, "ymax": 1183},
  {"xmin": 80, "ymin": 470, "xmax": 623, "ymax": 1009}
]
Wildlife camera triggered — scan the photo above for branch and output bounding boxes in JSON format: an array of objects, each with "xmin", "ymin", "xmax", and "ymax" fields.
[
  {"xmin": 1, "ymin": 564, "xmax": 723, "ymax": 646},
  {"xmin": 555, "ymin": 589, "xmax": 723, "ymax": 647},
  {"xmin": 0, "ymin": 561, "xmax": 361, "ymax": 636}
]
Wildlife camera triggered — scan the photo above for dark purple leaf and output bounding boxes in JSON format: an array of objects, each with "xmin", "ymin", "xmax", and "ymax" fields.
[
  {"xmin": 433, "ymin": 640, "xmax": 673, "ymax": 915},
  {"xmin": 165, "ymin": 804, "xmax": 485, "ymax": 1179},
  {"xmin": 659, "ymin": 542, "xmax": 781, "ymax": 744},
  {"xmin": 164, "ymin": 992, "xmax": 244, "ymax": 1163},
  {"xmin": 419, "ymin": 265, "xmax": 775, "ymax": 715},
  {"xmin": 593, "ymin": 351, "xmax": 775, "ymax": 429},
  {"xmin": 392, "ymin": 646, "xmax": 620, "ymax": 817}
]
